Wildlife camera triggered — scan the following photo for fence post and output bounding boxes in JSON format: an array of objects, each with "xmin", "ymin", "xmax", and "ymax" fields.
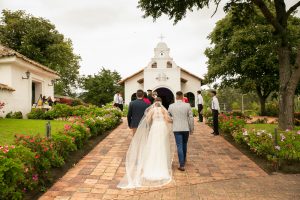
[
  {"xmin": 274, "ymin": 128, "xmax": 278, "ymax": 146},
  {"xmin": 46, "ymin": 121, "xmax": 51, "ymax": 138}
]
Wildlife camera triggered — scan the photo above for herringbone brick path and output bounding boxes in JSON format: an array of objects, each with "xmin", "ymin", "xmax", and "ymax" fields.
[{"xmin": 40, "ymin": 119, "xmax": 300, "ymax": 200}]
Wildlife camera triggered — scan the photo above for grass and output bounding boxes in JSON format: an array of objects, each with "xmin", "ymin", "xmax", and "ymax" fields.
[{"xmin": 0, "ymin": 119, "xmax": 68, "ymax": 145}]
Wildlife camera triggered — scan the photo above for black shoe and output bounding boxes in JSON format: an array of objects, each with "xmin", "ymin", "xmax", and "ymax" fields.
[{"xmin": 178, "ymin": 167, "xmax": 185, "ymax": 171}]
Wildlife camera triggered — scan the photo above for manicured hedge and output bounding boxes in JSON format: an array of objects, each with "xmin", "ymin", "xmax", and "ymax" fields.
[{"xmin": 0, "ymin": 105, "xmax": 122, "ymax": 200}]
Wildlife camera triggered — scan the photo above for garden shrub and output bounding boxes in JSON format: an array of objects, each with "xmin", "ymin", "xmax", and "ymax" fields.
[
  {"xmin": 27, "ymin": 108, "xmax": 46, "ymax": 119},
  {"xmin": 46, "ymin": 104, "xmax": 73, "ymax": 119},
  {"xmin": 0, "ymin": 104, "xmax": 122, "ymax": 199},
  {"xmin": 0, "ymin": 145, "xmax": 36, "ymax": 200},
  {"xmin": 15, "ymin": 135, "xmax": 65, "ymax": 188},
  {"xmin": 52, "ymin": 134, "xmax": 77, "ymax": 160},
  {"xmin": 233, "ymin": 128, "xmax": 300, "ymax": 164},
  {"xmin": 5, "ymin": 111, "xmax": 23, "ymax": 119},
  {"xmin": 218, "ymin": 114, "xmax": 246, "ymax": 134},
  {"xmin": 265, "ymin": 102, "xmax": 279, "ymax": 117}
]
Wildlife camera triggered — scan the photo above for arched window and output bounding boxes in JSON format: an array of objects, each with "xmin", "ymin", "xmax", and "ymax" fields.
[
  {"xmin": 167, "ymin": 61, "xmax": 172, "ymax": 68},
  {"xmin": 151, "ymin": 62, "xmax": 157, "ymax": 68},
  {"xmin": 185, "ymin": 92, "xmax": 195, "ymax": 107}
]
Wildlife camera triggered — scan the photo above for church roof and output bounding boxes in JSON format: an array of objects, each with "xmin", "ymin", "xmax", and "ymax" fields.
[
  {"xmin": 179, "ymin": 67, "xmax": 203, "ymax": 81},
  {"xmin": 118, "ymin": 69, "xmax": 144, "ymax": 85},
  {"xmin": 118, "ymin": 67, "xmax": 202, "ymax": 85},
  {"xmin": 0, "ymin": 44, "xmax": 59, "ymax": 76}
]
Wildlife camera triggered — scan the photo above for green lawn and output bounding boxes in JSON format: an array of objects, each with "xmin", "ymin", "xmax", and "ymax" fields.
[
  {"xmin": 0, "ymin": 119, "xmax": 67, "ymax": 145},
  {"xmin": 246, "ymin": 124, "xmax": 300, "ymax": 133}
]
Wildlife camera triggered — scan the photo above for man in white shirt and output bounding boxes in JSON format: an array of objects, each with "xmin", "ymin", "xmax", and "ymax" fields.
[
  {"xmin": 210, "ymin": 90, "xmax": 220, "ymax": 135},
  {"xmin": 197, "ymin": 90, "xmax": 204, "ymax": 122},
  {"xmin": 113, "ymin": 91, "xmax": 120, "ymax": 108}
]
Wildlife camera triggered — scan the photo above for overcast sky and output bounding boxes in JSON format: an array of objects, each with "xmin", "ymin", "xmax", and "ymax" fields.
[{"xmin": 1, "ymin": 0, "xmax": 299, "ymax": 79}]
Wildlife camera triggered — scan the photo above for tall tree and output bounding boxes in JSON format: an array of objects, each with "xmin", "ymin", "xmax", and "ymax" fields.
[
  {"xmin": 0, "ymin": 10, "xmax": 81, "ymax": 96},
  {"xmin": 205, "ymin": 11, "xmax": 300, "ymax": 115},
  {"xmin": 138, "ymin": 0, "xmax": 300, "ymax": 129},
  {"xmin": 80, "ymin": 68, "xmax": 123, "ymax": 106}
]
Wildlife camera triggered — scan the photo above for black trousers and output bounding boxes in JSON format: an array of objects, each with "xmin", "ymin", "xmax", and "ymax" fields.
[
  {"xmin": 212, "ymin": 109, "xmax": 219, "ymax": 134},
  {"xmin": 119, "ymin": 104, "xmax": 123, "ymax": 111},
  {"xmin": 197, "ymin": 104, "xmax": 203, "ymax": 122}
]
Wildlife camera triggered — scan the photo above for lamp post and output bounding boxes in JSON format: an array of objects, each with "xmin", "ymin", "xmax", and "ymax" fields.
[{"xmin": 242, "ymin": 94, "xmax": 246, "ymax": 114}]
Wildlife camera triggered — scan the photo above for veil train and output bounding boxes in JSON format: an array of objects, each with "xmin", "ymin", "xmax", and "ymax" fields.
[{"xmin": 118, "ymin": 102, "xmax": 175, "ymax": 189}]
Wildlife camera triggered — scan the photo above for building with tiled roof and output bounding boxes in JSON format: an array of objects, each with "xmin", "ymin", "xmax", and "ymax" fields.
[{"xmin": 0, "ymin": 44, "xmax": 59, "ymax": 118}]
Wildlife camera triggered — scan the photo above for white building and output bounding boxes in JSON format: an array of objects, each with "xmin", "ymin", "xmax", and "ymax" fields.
[
  {"xmin": 0, "ymin": 45, "xmax": 59, "ymax": 118},
  {"xmin": 119, "ymin": 42, "xmax": 202, "ymax": 108}
]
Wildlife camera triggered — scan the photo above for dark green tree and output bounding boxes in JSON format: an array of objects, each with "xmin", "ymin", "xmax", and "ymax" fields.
[
  {"xmin": 0, "ymin": 10, "xmax": 81, "ymax": 96},
  {"xmin": 205, "ymin": 11, "xmax": 300, "ymax": 115},
  {"xmin": 80, "ymin": 68, "xmax": 123, "ymax": 106},
  {"xmin": 138, "ymin": 0, "xmax": 300, "ymax": 129}
]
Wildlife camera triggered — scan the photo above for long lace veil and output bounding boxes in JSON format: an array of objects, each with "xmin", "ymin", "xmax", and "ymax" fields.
[{"xmin": 117, "ymin": 101, "xmax": 175, "ymax": 189}]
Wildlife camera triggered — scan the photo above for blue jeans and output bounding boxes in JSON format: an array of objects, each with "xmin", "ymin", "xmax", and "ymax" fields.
[{"xmin": 174, "ymin": 131, "xmax": 189, "ymax": 167}]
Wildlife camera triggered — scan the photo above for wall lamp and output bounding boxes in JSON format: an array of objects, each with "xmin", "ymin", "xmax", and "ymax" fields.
[
  {"xmin": 48, "ymin": 79, "xmax": 56, "ymax": 86},
  {"xmin": 22, "ymin": 71, "xmax": 31, "ymax": 79}
]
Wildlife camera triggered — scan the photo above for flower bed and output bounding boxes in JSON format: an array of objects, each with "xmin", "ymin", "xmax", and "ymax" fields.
[
  {"xmin": 233, "ymin": 128, "xmax": 300, "ymax": 167},
  {"xmin": 216, "ymin": 113, "xmax": 300, "ymax": 170},
  {"xmin": 0, "ymin": 105, "xmax": 122, "ymax": 200}
]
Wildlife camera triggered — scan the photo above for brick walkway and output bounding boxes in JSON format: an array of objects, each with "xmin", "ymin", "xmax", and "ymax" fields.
[{"xmin": 40, "ymin": 119, "xmax": 300, "ymax": 200}]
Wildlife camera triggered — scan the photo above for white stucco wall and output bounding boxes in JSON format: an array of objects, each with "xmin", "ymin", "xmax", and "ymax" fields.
[
  {"xmin": 124, "ymin": 71, "xmax": 144, "ymax": 105},
  {"xmin": 0, "ymin": 57, "xmax": 58, "ymax": 118},
  {"xmin": 181, "ymin": 70, "xmax": 201, "ymax": 101},
  {"xmin": 144, "ymin": 67, "xmax": 181, "ymax": 95}
]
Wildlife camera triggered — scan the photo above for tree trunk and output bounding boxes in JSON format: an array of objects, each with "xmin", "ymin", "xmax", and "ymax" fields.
[
  {"xmin": 278, "ymin": 46, "xmax": 298, "ymax": 130},
  {"xmin": 278, "ymin": 90, "xmax": 294, "ymax": 130},
  {"xmin": 259, "ymin": 96, "xmax": 266, "ymax": 116}
]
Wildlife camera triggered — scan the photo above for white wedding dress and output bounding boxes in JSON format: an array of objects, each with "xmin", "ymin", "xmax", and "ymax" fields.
[{"xmin": 118, "ymin": 102, "xmax": 175, "ymax": 188}]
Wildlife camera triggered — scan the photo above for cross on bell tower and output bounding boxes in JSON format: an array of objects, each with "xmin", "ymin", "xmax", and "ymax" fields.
[{"xmin": 158, "ymin": 34, "xmax": 165, "ymax": 42}]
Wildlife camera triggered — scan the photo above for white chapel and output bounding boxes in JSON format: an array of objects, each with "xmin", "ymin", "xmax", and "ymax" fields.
[{"xmin": 119, "ymin": 42, "xmax": 202, "ymax": 108}]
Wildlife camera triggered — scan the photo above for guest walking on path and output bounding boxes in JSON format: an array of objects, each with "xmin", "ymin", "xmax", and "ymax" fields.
[
  {"xmin": 127, "ymin": 90, "xmax": 150, "ymax": 135},
  {"xmin": 197, "ymin": 90, "xmax": 204, "ymax": 122},
  {"xmin": 210, "ymin": 90, "xmax": 220, "ymax": 136},
  {"xmin": 168, "ymin": 91, "xmax": 194, "ymax": 171},
  {"xmin": 143, "ymin": 92, "xmax": 151, "ymax": 105}
]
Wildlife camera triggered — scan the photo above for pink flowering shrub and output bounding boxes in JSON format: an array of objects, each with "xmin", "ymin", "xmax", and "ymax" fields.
[
  {"xmin": 15, "ymin": 135, "xmax": 65, "ymax": 190},
  {"xmin": 0, "ymin": 104, "xmax": 122, "ymax": 199},
  {"xmin": 0, "ymin": 145, "xmax": 37, "ymax": 200},
  {"xmin": 218, "ymin": 114, "xmax": 246, "ymax": 133},
  {"xmin": 233, "ymin": 128, "xmax": 300, "ymax": 165}
]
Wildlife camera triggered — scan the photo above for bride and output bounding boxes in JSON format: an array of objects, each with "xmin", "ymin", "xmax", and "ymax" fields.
[{"xmin": 118, "ymin": 98, "xmax": 175, "ymax": 188}]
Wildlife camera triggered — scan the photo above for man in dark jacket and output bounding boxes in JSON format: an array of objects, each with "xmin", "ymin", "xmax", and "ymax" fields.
[{"xmin": 127, "ymin": 89, "xmax": 150, "ymax": 135}]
